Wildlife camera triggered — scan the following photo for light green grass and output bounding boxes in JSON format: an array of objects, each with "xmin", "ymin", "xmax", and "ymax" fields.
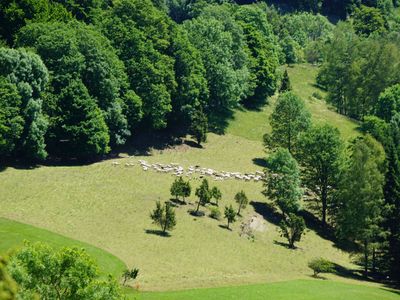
[
  {"xmin": 0, "ymin": 133, "xmax": 360, "ymax": 291},
  {"xmin": 227, "ymin": 64, "xmax": 359, "ymax": 142},
  {"xmin": 131, "ymin": 280, "xmax": 400, "ymax": 300},
  {"xmin": 0, "ymin": 217, "xmax": 126, "ymax": 278}
]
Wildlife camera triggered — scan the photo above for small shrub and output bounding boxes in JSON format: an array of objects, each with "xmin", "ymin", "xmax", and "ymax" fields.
[
  {"xmin": 209, "ymin": 207, "xmax": 221, "ymax": 220},
  {"xmin": 312, "ymin": 91, "xmax": 323, "ymax": 100},
  {"xmin": 308, "ymin": 258, "xmax": 334, "ymax": 277}
]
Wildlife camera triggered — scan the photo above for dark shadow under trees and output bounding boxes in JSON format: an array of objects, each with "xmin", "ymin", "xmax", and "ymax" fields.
[{"xmin": 144, "ymin": 229, "xmax": 171, "ymax": 237}]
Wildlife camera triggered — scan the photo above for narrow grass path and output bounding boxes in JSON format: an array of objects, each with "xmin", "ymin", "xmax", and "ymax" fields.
[
  {"xmin": 131, "ymin": 280, "xmax": 400, "ymax": 300},
  {"xmin": 0, "ymin": 217, "xmax": 126, "ymax": 278}
]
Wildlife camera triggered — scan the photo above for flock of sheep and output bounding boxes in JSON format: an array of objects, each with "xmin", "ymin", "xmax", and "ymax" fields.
[{"xmin": 111, "ymin": 159, "xmax": 265, "ymax": 182}]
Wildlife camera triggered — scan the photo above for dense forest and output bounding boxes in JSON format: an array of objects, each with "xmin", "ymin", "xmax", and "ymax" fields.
[{"xmin": 2, "ymin": 0, "xmax": 400, "ymax": 297}]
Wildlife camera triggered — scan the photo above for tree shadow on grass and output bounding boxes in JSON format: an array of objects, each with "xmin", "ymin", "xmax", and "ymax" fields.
[
  {"xmin": 218, "ymin": 224, "xmax": 232, "ymax": 231},
  {"xmin": 298, "ymin": 210, "xmax": 357, "ymax": 252},
  {"xmin": 208, "ymin": 108, "xmax": 235, "ymax": 135},
  {"xmin": 144, "ymin": 229, "xmax": 171, "ymax": 237},
  {"xmin": 298, "ymin": 210, "xmax": 336, "ymax": 242},
  {"xmin": 307, "ymin": 274, "xmax": 328, "ymax": 280},
  {"xmin": 252, "ymin": 158, "xmax": 267, "ymax": 168},
  {"xmin": 273, "ymin": 240, "xmax": 290, "ymax": 249},
  {"xmin": 380, "ymin": 288, "xmax": 400, "ymax": 297},
  {"xmin": 189, "ymin": 210, "xmax": 205, "ymax": 217},
  {"xmin": 183, "ymin": 140, "xmax": 203, "ymax": 149},
  {"xmin": 250, "ymin": 201, "xmax": 282, "ymax": 226}
]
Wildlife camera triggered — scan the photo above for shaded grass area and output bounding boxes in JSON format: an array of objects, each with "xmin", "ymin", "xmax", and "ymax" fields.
[
  {"xmin": 130, "ymin": 280, "xmax": 400, "ymax": 300},
  {"xmin": 0, "ymin": 217, "xmax": 126, "ymax": 278}
]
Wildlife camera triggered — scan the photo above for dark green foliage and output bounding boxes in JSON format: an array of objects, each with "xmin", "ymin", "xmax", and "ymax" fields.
[
  {"xmin": 264, "ymin": 92, "xmax": 311, "ymax": 153},
  {"xmin": 264, "ymin": 148, "xmax": 302, "ymax": 217},
  {"xmin": 100, "ymin": 0, "xmax": 176, "ymax": 130},
  {"xmin": 8, "ymin": 242, "xmax": 122, "ymax": 299},
  {"xmin": 53, "ymin": 0, "xmax": 105, "ymax": 22},
  {"xmin": 308, "ymin": 258, "xmax": 334, "ymax": 277},
  {"xmin": 150, "ymin": 201, "xmax": 177, "ymax": 233},
  {"xmin": 169, "ymin": 25, "xmax": 209, "ymax": 130},
  {"xmin": 234, "ymin": 190, "xmax": 248, "ymax": 216},
  {"xmin": 211, "ymin": 186, "xmax": 222, "ymax": 206},
  {"xmin": 335, "ymin": 136, "xmax": 386, "ymax": 276},
  {"xmin": 16, "ymin": 22, "xmax": 140, "ymax": 154},
  {"xmin": 170, "ymin": 177, "xmax": 191, "ymax": 203},
  {"xmin": 50, "ymin": 80, "xmax": 110, "ymax": 159},
  {"xmin": 0, "ymin": 0, "xmax": 71, "ymax": 44},
  {"xmin": 382, "ymin": 127, "xmax": 400, "ymax": 280},
  {"xmin": 235, "ymin": 4, "xmax": 279, "ymax": 106},
  {"xmin": 122, "ymin": 267, "xmax": 139, "ymax": 286},
  {"xmin": 279, "ymin": 70, "xmax": 292, "ymax": 93},
  {"xmin": 318, "ymin": 22, "xmax": 400, "ymax": 119},
  {"xmin": 224, "ymin": 204, "xmax": 236, "ymax": 229},
  {"xmin": 297, "ymin": 124, "xmax": 344, "ymax": 225},
  {"xmin": 353, "ymin": 5, "xmax": 387, "ymax": 36},
  {"xmin": 0, "ymin": 78, "xmax": 24, "ymax": 158},
  {"xmin": 360, "ymin": 115, "xmax": 390, "ymax": 145},
  {"xmin": 189, "ymin": 109, "xmax": 208, "ymax": 145},
  {"xmin": 195, "ymin": 179, "xmax": 211, "ymax": 213},
  {"xmin": 184, "ymin": 5, "xmax": 251, "ymax": 110},
  {"xmin": 376, "ymin": 84, "xmax": 400, "ymax": 122},
  {"xmin": 0, "ymin": 48, "xmax": 49, "ymax": 160},
  {"xmin": 279, "ymin": 213, "xmax": 306, "ymax": 249}
]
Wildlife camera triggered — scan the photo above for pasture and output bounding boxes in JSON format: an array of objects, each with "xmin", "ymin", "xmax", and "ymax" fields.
[{"xmin": 0, "ymin": 64, "xmax": 384, "ymax": 297}]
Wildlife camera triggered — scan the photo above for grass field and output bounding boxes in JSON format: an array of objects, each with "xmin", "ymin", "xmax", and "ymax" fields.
[
  {"xmin": 0, "ymin": 64, "xmax": 382, "ymax": 297},
  {"xmin": 132, "ymin": 280, "xmax": 400, "ymax": 300},
  {"xmin": 227, "ymin": 64, "xmax": 359, "ymax": 142},
  {"xmin": 0, "ymin": 217, "xmax": 126, "ymax": 278}
]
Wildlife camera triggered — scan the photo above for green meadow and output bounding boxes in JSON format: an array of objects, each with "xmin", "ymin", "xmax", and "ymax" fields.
[{"xmin": 1, "ymin": 64, "xmax": 394, "ymax": 299}]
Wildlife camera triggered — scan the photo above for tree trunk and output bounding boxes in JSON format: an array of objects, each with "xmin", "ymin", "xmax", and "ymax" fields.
[
  {"xmin": 321, "ymin": 182, "xmax": 328, "ymax": 226},
  {"xmin": 237, "ymin": 204, "xmax": 241, "ymax": 216},
  {"xmin": 322, "ymin": 197, "xmax": 327, "ymax": 226},
  {"xmin": 195, "ymin": 199, "xmax": 201, "ymax": 213},
  {"xmin": 372, "ymin": 247, "xmax": 376, "ymax": 274},
  {"xmin": 227, "ymin": 220, "xmax": 230, "ymax": 229},
  {"xmin": 364, "ymin": 241, "xmax": 369, "ymax": 277}
]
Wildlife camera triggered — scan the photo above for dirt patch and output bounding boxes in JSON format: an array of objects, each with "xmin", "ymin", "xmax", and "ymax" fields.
[{"xmin": 240, "ymin": 213, "xmax": 267, "ymax": 239}]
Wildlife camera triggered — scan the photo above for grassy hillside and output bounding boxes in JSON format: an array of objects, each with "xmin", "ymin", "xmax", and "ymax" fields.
[
  {"xmin": 0, "ymin": 64, "xmax": 366, "ymax": 293},
  {"xmin": 0, "ymin": 217, "xmax": 126, "ymax": 278},
  {"xmin": 227, "ymin": 64, "xmax": 359, "ymax": 142},
  {"xmin": 133, "ymin": 280, "xmax": 400, "ymax": 300}
]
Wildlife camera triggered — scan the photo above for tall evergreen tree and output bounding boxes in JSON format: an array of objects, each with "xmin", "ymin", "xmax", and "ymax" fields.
[
  {"xmin": 279, "ymin": 70, "xmax": 292, "ymax": 93},
  {"xmin": 335, "ymin": 135, "xmax": 386, "ymax": 276},
  {"xmin": 383, "ymin": 127, "xmax": 400, "ymax": 280}
]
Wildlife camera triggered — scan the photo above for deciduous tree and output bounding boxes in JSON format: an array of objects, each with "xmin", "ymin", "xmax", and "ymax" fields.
[
  {"xmin": 224, "ymin": 204, "xmax": 236, "ymax": 230},
  {"xmin": 279, "ymin": 213, "xmax": 306, "ymax": 249},
  {"xmin": 235, "ymin": 190, "xmax": 248, "ymax": 216},
  {"xmin": 264, "ymin": 148, "xmax": 302, "ymax": 217},
  {"xmin": 264, "ymin": 92, "xmax": 311, "ymax": 153},
  {"xmin": 297, "ymin": 124, "xmax": 344, "ymax": 226}
]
